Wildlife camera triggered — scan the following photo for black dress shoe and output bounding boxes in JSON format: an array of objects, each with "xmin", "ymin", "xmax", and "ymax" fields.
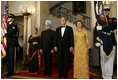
[
  {"xmin": 48, "ymin": 74, "xmax": 51, "ymax": 76},
  {"xmin": 43, "ymin": 73, "xmax": 47, "ymax": 76},
  {"xmin": 11, "ymin": 72, "xmax": 16, "ymax": 76},
  {"xmin": 4, "ymin": 73, "xmax": 10, "ymax": 76},
  {"xmin": 63, "ymin": 75, "xmax": 67, "ymax": 78},
  {"xmin": 4, "ymin": 72, "xmax": 15, "ymax": 77},
  {"xmin": 58, "ymin": 75, "xmax": 62, "ymax": 78}
]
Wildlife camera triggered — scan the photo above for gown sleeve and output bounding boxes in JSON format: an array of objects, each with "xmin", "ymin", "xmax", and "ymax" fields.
[
  {"xmin": 85, "ymin": 29, "xmax": 90, "ymax": 49},
  {"xmin": 74, "ymin": 32, "xmax": 77, "ymax": 45}
]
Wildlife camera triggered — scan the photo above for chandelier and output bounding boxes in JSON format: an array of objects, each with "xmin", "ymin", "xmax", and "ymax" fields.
[{"xmin": 19, "ymin": 5, "xmax": 35, "ymax": 16}]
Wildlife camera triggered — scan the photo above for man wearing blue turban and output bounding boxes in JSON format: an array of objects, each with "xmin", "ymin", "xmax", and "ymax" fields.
[
  {"xmin": 40, "ymin": 20, "xmax": 55, "ymax": 76},
  {"xmin": 45, "ymin": 20, "xmax": 53, "ymax": 28}
]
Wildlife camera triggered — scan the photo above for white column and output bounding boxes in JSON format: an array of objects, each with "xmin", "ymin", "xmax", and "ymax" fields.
[
  {"xmin": 27, "ymin": 17, "xmax": 32, "ymax": 41},
  {"xmin": 23, "ymin": 16, "xmax": 28, "ymax": 64},
  {"xmin": 35, "ymin": 1, "xmax": 40, "ymax": 34}
]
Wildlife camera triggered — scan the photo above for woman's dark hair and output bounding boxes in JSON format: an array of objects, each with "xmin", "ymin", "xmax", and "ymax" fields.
[
  {"xmin": 34, "ymin": 28, "xmax": 38, "ymax": 33},
  {"xmin": 76, "ymin": 20, "xmax": 83, "ymax": 27}
]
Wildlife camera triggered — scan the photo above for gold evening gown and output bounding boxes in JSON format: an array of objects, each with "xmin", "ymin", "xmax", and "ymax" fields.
[{"xmin": 73, "ymin": 28, "xmax": 89, "ymax": 79}]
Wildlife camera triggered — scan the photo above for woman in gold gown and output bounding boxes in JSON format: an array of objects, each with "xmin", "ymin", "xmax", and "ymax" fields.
[{"xmin": 73, "ymin": 20, "xmax": 90, "ymax": 79}]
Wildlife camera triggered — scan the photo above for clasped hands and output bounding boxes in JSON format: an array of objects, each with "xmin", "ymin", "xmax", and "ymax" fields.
[
  {"xmin": 54, "ymin": 46, "xmax": 73, "ymax": 53},
  {"xmin": 39, "ymin": 46, "xmax": 73, "ymax": 54},
  {"xmin": 39, "ymin": 49, "xmax": 54, "ymax": 54},
  {"xmin": 32, "ymin": 42, "xmax": 38, "ymax": 45}
]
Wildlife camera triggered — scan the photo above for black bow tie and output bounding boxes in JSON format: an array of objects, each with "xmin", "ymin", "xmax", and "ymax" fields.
[{"xmin": 61, "ymin": 26, "xmax": 65, "ymax": 28}]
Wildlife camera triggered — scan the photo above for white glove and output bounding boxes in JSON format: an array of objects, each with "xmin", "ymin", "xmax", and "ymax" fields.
[
  {"xmin": 95, "ymin": 43, "xmax": 101, "ymax": 47},
  {"xmin": 1, "ymin": 33, "xmax": 5, "ymax": 37},
  {"xmin": 96, "ymin": 26, "xmax": 102, "ymax": 30}
]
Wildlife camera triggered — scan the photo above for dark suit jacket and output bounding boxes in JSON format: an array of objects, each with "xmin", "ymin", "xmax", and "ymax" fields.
[
  {"xmin": 54, "ymin": 25, "xmax": 74, "ymax": 51},
  {"xmin": 40, "ymin": 29, "xmax": 55, "ymax": 53}
]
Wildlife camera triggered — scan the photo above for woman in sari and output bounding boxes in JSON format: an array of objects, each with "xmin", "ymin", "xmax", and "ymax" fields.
[{"xmin": 27, "ymin": 28, "xmax": 40, "ymax": 75}]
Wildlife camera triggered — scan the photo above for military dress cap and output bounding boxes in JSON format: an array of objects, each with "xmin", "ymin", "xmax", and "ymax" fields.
[
  {"xmin": 8, "ymin": 13, "xmax": 15, "ymax": 18},
  {"xmin": 104, "ymin": 5, "xmax": 110, "ymax": 11}
]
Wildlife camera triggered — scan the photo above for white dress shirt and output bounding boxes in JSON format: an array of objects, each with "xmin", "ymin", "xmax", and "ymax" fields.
[{"xmin": 61, "ymin": 25, "xmax": 66, "ymax": 37}]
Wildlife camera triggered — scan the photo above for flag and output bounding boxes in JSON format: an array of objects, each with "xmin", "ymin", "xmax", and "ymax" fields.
[{"xmin": 1, "ymin": 1, "xmax": 8, "ymax": 58}]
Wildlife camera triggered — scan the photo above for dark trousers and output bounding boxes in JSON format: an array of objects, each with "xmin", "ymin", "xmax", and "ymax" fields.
[
  {"xmin": 57, "ymin": 49, "xmax": 69, "ymax": 77},
  {"xmin": 43, "ymin": 53, "xmax": 52, "ymax": 75},
  {"xmin": 6, "ymin": 47, "xmax": 15, "ymax": 73}
]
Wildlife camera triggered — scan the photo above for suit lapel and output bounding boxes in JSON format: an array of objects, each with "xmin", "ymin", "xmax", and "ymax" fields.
[
  {"xmin": 59, "ymin": 27, "xmax": 62, "ymax": 38},
  {"xmin": 63, "ymin": 26, "xmax": 68, "ymax": 38}
]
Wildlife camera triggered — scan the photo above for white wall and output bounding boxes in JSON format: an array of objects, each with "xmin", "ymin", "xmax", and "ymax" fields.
[
  {"xmin": 110, "ymin": 1, "xmax": 117, "ymax": 18},
  {"xmin": 9, "ymin": 1, "xmax": 28, "ymax": 16},
  {"xmin": 1, "ymin": 1, "xmax": 5, "ymax": 15},
  {"xmin": 39, "ymin": 1, "xmax": 50, "ymax": 35},
  {"xmin": 60, "ymin": 1, "xmax": 72, "ymax": 10},
  {"xmin": 48, "ymin": 1, "xmax": 61, "ymax": 8}
]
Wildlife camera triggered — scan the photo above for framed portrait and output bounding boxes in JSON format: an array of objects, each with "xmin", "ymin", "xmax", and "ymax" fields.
[{"xmin": 73, "ymin": 1, "xmax": 86, "ymax": 14}]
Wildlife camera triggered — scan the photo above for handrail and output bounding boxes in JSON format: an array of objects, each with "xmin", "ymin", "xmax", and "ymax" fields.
[
  {"xmin": 50, "ymin": 5, "xmax": 91, "ymax": 19},
  {"xmin": 50, "ymin": 1, "xmax": 68, "ymax": 10},
  {"xmin": 49, "ymin": 2, "xmax": 91, "ymax": 30}
]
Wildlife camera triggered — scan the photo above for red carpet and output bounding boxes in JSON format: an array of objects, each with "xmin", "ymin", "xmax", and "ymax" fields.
[
  {"xmin": 2, "ymin": 65, "xmax": 100, "ymax": 79},
  {"xmin": 2, "ymin": 71, "xmax": 100, "ymax": 79},
  {"xmin": 2, "ymin": 54, "xmax": 100, "ymax": 79}
]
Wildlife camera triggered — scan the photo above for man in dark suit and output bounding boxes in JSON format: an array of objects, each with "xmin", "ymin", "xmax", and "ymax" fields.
[
  {"xmin": 40, "ymin": 20, "xmax": 55, "ymax": 76},
  {"xmin": 4, "ymin": 13, "xmax": 18, "ymax": 76},
  {"xmin": 54, "ymin": 17, "xmax": 74, "ymax": 78}
]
